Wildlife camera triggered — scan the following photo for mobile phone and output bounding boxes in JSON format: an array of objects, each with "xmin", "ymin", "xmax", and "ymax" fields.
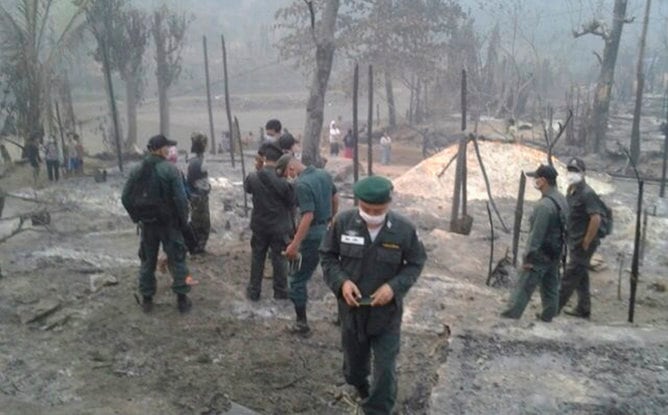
[{"xmin": 357, "ymin": 297, "xmax": 372, "ymax": 306}]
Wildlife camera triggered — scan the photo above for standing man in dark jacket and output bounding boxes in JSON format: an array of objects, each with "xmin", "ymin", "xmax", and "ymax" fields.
[
  {"xmin": 121, "ymin": 134, "xmax": 193, "ymax": 314},
  {"xmin": 244, "ymin": 143, "xmax": 295, "ymax": 301},
  {"xmin": 559, "ymin": 157, "xmax": 603, "ymax": 318},
  {"xmin": 187, "ymin": 131, "xmax": 211, "ymax": 255},
  {"xmin": 501, "ymin": 165, "xmax": 568, "ymax": 322},
  {"xmin": 320, "ymin": 176, "xmax": 426, "ymax": 415},
  {"xmin": 278, "ymin": 154, "xmax": 339, "ymax": 337}
]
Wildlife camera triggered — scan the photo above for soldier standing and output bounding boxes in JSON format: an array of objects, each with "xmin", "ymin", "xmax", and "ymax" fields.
[
  {"xmin": 320, "ymin": 176, "xmax": 426, "ymax": 414},
  {"xmin": 277, "ymin": 154, "xmax": 339, "ymax": 337},
  {"xmin": 501, "ymin": 165, "xmax": 568, "ymax": 322},
  {"xmin": 121, "ymin": 135, "xmax": 193, "ymax": 314},
  {"xmin": 187, "ymin": 132, "xmax": 211, "ymax": 255},
  {"xmin": 559, "ymin": 157, "xmax": 604, "ymax": 319}
]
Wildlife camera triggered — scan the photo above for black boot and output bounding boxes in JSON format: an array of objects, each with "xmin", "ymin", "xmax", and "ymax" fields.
[
  {"xmin": 177, "ymin": 293, "xmax": 192, "ymax": 314},
  {"xmin": 142, "ymin": 296, "xmax": 153, "ymax": 313}
]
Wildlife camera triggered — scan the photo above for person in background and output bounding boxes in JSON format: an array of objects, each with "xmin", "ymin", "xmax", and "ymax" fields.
[
  {"xmin": 187, "ymin": 131, "xmax": 211, "ymax": 255},
  {"xmin": 244, "ymin": 143, "xmax": 294, "ymax": 301},
  {"xmin": 44, "ymin": 137, "xmax": 60, "ymax": 182},
  {"xmin": 320, "ymin": 176, "xmax": 426, "ymax": 414},
  {"xmin": 278, "ymin": 133, "xmax": 300, "ymax": 157},
  {"xmin": 256, "ymin": 119, "xmax": 283, "ymax": 170},
  {"xmin": 343, "ymin": 129, "xmax": 354, "ymax": 159},
  {"xmin": 380, "ymin": 131, "xmax": 392, "ymax": 165},
  {"xmin": 329, "ymin": 120, "xmax": 341, "ymax": 156}
]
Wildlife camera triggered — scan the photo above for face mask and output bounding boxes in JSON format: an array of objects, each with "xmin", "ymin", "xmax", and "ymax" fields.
[
  {"xmin": 566, "ymin": 172, "xmax": 583, "ymax": 185},
  {"xmin": 294, "ymin": 152, "xmax": 302, "ymax": 161},
  {"xmin": 359, "ymin": 208, "xmax": 387, "ymax": 226}
]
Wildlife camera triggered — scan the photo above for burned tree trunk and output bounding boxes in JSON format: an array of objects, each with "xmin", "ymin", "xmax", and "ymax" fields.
[
  {"xmin": 575, "ymin": 0, "xmax": 632, "ymax": 154},
  {"xmin": 630, "ymin": 0, "xmax": 652, "ymax": 165},
  {"xmin": 124, "ymin": 74, "xmax": 138, "ymax": 149},
  {"xmin": 385, "ymin": 71, "xmax": 397, "ymax": 129},
  {"xmin": 302, "ymin": 0, "xmax": 341, "ymax": 167}
]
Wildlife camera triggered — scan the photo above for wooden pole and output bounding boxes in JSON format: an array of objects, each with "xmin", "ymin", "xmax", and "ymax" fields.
[
  {"xmin": 353, "ymin": 64, "xmax": 359, "ymax": 198},
  {"xmin": 221, "ymin": 34, "xmax": 235, "ymax": 167},
  {"xmin": 461, "ymin": 69, "xmax": 467, "ymax": 131},
  {"xmin": 367, "ymin": 65, "xmax": 373, "ymax": 176},
  {"xmin": 628, "ymin": 180, "xmax": 644, "ymax": 323},
  {"xmin": 472, "ymin": 135, "xmax": 509, "ymax": 232},
  {"xmin": 660, "ymin": 107, "xmax": 668, "ymax": 198},
  {"xmin": 450, "ymin": 139, "xmax": 463, "ymax": 231},
  {"xmin": 234, "ymin": 116, "xmax": 248, "ymax": 216},
  {"xmin": 203, "ymin": 36, "xmax": 216, "ymax": 155},
  {"xmin": 54, "ymin": 101, "xmax": 66, "ymax": 167},
  {"xmin": 512, "ymin": 171, "xmax": 526, "ymax": 266}
]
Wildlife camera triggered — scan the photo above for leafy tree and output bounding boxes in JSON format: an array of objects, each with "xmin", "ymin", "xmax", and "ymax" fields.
[{"xmin": 0, "ymin": 0, "xmax": 89, "ymax": 146}]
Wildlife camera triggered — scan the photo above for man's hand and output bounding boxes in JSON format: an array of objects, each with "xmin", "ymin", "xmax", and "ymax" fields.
[
  {"xmin": 341, "ymin": 280, "xmax": 361, "ymax": 307},
  {"xmin": 371, "ymin": 283, "xmax": 394, "ymax": 307},
  {"xmin": 284, "ymin": 242, "xmax": 300, "ymax": 260},
  {"xmin": 582, "ymin": 240, "xmax": 591, "ymax": 251}
]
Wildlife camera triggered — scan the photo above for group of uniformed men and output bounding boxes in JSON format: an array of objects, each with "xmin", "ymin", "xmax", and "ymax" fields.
[{"xmin": 121, "ymin": 119, "xmax": 426, "ymax": 414}]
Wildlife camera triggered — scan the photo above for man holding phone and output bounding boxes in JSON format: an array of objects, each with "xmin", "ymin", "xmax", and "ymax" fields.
[{"xmin": 320, "ymin": 176, "xmax": 426, "ymax": 415}]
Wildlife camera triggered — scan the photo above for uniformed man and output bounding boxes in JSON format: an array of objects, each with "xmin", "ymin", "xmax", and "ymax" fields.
[
  {"xmin": 501, "ymin": 164, "xmax": 568, "ymax": 322},
  {"xmin": 320, "ymin": 176, "xmax": 426, "ymax": 415},
  {"xmin": 121, "ymin": 134, "xmax": 193, "ymax": 314},
  {"xmin": 244, "ymin": 143, "xmax": 295, "ymax": 301},
  {"xmin": 558, "ymin": 157, "xmax": 603, "ymax": 319},
  {"xmin": 277, "ymin": 154, "xmax": 338, "ymax": 337},
  {"xmin": 187, "ymin": 131, "xmax": 211, "ymax": 255}
]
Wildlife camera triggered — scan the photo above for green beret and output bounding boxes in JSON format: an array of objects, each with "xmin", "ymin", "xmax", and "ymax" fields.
[{"xmin": 354, "ymin": 176, "xmax": 393, "ymax": 204}]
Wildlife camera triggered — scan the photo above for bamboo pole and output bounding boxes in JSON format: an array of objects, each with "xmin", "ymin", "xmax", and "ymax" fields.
[
  {"xmin": 203, "ymin": 36, "xmax": 216, "ymax": 155},
  {"xmin": 221, "ymin": 34, "xmax": 235, "ymax": 167}
]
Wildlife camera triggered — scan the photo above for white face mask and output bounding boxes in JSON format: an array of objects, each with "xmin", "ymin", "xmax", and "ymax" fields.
[
  {"xmin": 566, "ymin": 171, "xmax": 583, "ymax": 185},
  {"xmin": 359, "ymin": 208, "xmax": 387, "ymax": 226}
]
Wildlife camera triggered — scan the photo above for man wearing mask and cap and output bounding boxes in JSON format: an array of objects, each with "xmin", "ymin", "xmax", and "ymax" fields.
[
  {"xmin": 320, "ymin": 176, "xmax": 426, "ymax": 415},
  {"xmin": 558, "ymin": 157, "xmax": 603, "ymax": 319},
  {"xmin": 276, "ymin": 154, "xmax": 338, "ymax": 337},
  {"xmin": 122, "ymin": 134, "xmax": 194, "ymax": 314},
  {"xmin": 501, "ymin": 164, "xmax": 568, "ymax": 322}
]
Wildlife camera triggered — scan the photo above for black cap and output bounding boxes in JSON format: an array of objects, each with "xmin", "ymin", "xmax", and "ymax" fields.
[
  {"xmin": 566, "ymin": 157, "xmax": 586, "ymax": 172},
  {"xmin": 526, "ymin": 164, "xmax": 558, "ymax": 180},
  {"xmin": 278, "ymin": 133, "xmax": 299, "ymax": 151},
  {"xmin": 147, "ymin": 134, "xmax": 177, "ymax": 150}
]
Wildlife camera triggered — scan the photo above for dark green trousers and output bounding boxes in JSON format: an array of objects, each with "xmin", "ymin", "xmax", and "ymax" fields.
[
  {"xmin": 559, "ymin": 242, "xmax": 598, "ymax": 315},
  {"xmin": 502, "ymin": 262, "xmax": 560, "ymax": 321},
  {"xmin": 288, "ymin": 237, "xmax": 321, "ymax": 308},
  {"xmin": 138, "ymin": 223, "xmax": 191, "ymax": 297},
  {"xmin": 342, "ymin": 328, "xmax": 400, "ymax": 415},
  {"xmin": 190, "ymin": 193, "xmax": 210, "ymax": 252}
]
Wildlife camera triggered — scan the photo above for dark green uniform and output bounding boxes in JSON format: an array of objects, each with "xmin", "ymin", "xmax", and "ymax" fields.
[
  {"xmin": 502, "ymin": 187, "xmax": 568, "ymax": 321},
  {"xmin": 558, "ymin": 180, "xmax": 604, "ymax": 316},
  {"xmin": 320, "ymin": 209, "xmax": 426, "ymax": 415},
  {"xmin": 122, "ymin": 154, "xmax": 191, "ymax": 297},
  {"xmin": 290, "ymin": 166, "xmax": 336, "ymax": 308}
]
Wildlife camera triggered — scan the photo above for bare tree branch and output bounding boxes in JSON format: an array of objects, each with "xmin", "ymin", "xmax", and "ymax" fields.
[
  {"xmin": 593, "ymin": 51, "xmax": 603, "ymax": 65},
  {"xmin": 573, "ymin": 20, "xmax": 609, "ymax": 40}
]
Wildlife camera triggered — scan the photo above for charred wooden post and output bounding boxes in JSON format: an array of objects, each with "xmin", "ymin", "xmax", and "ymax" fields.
[
  {"xmin": 512, "ymin": 171, "xmax": 526, "ymax": 267},
  {"xmin": 367, "ymin": 65, "xmax": 373, "ymax": 176},
  {"xmin": 234, "ymin": 116, "xmax": 248, "ymax": 216},
  {"xmin": 221, "ymin": 34, "xmax": 235, "ymax": 167},
  {"xmin": 54, "ymin": 101, "xmax": 67, "ymax": 172},
  {"xmin": 472, "ymin": 135, "xmax": 509, "ymax": 232},
  {"xmin": 485, "ymin": 201, "xmax": 495, "ymax": 286},
  {"xmin": 461, "ymin": 69, "xmax": 467, "ymax": 132},
  {"xmin": 203, "ymin": 36, "xmax": 216, "ymax": 155},
  {"xmin": 353, "ymin": 64, "xmax": 360, "ymax": 197},
  {"xmin": 660, "ymin": 119, "xmax": 668, "ymax": 198},
  {"xmin": 629, "ymin": 180, "xmax": 644, "ymax": 323}
]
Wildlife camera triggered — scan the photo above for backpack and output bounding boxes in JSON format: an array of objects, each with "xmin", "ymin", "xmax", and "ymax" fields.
[
  {"xmin": 594, "ymin": 194, "xmax": 613, "ymax": 238},
  {"xmin": 127, "ymin": 160, "xmax": 170, "ymax": 224}
]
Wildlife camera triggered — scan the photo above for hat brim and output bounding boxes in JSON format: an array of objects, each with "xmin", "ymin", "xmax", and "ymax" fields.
[
  {"xmin": 566, "ymin": 166, "xmax": 583, "ymax": 172},
  {"xmin": 525, "ymin": 171, "xmax": 538, "ymax": 177}
]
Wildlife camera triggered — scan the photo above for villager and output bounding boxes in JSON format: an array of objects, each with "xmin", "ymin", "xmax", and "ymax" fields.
[
  {"xmin": 187, "ymin": 131, "xmax": 211, "ymax": 255},
  {"xmin": 320, "ymin": 175, "xmax": 426, "ymax": 414}
]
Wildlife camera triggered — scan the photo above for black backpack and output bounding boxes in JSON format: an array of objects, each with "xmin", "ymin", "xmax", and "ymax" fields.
[
  {"xmin": 594, "ymin": 194, "xmax": 613, "ymax": 238},
  {"xmin": 127, "ymin": 160, "xmax": 170, "ymax": 224}
]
